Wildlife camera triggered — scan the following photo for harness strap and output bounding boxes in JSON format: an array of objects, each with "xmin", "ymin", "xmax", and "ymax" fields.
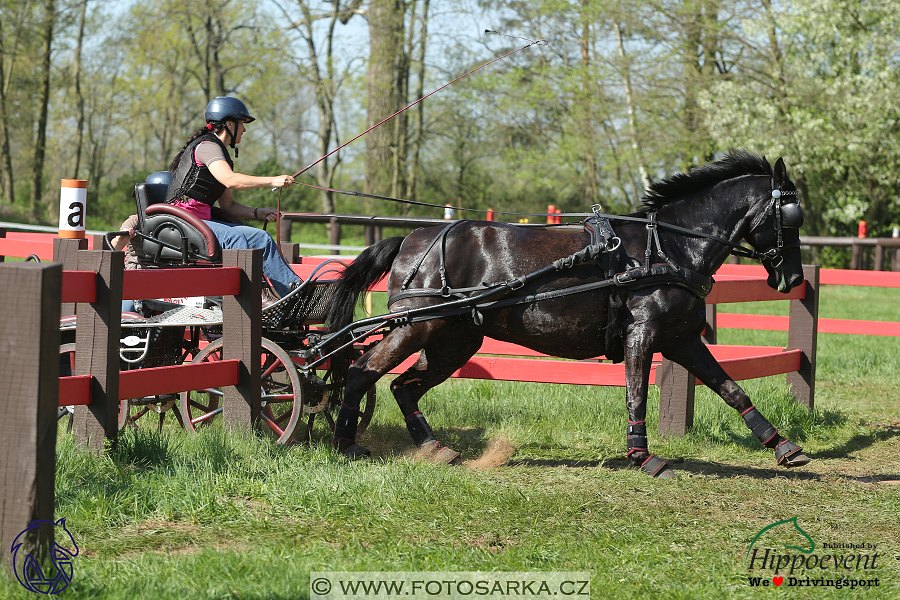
[{"xmin": 400, "ymin": 221, "xmax": 464, "ymax": 292}]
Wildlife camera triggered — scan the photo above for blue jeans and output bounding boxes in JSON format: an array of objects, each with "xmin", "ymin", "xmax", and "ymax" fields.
[{"xmin": 204, "ymin": 220, "xmax": 300, "ymax": 297}]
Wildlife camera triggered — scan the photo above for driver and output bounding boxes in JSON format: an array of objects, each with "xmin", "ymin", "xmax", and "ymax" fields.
[{"xmin": 165, "ymin": 96, "xmax": 300, "ymax": 299}]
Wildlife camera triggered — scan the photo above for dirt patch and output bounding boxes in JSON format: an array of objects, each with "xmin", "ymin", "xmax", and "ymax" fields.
[{"xmin": 465, "ymin": 436, "xmax": 516, "ymax": 470}]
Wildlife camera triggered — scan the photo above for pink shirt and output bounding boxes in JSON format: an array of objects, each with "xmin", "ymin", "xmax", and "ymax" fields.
[{"xmin": 170, "ymin": 142, "xmax": 228, "ymax": 221}]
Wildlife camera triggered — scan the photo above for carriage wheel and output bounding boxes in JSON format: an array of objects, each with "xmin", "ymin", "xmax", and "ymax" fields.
[
  {"xmin": 298, "ymin": 354, "xmax": 376, "ymax": 443},
  {"xmin": 118, "ymin": 395, "xmax": 184, "ymax": 431},
  {"xmin": 179, "ymin": 339, "xmax": 224, "ymax": 434},
  {"xmin": 179, "ymin": 337, "xmax": 304, "ymax": 445}
]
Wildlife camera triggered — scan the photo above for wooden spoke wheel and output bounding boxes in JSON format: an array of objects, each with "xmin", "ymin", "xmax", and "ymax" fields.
[
  {"xmin": 179, "ymin": 338, "xmax": 224, "ymax": 434},
  {"xmin": 179, "ymin": 337, "xmax": 303, "ymax": 445},
  {"xmin": 118, "ymin": 394, "xmax": 184, "ymax": 431}
]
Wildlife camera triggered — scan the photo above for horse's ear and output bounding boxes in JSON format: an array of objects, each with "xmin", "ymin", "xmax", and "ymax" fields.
[{"xmin": 774, "ymin": 157, "xmax": 787, "ymax": 186}]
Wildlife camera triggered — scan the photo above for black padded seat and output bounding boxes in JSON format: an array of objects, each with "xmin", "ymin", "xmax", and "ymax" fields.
[{"xmin": 133, "ymin": 182, "xmax": 221, "ymax": 264}]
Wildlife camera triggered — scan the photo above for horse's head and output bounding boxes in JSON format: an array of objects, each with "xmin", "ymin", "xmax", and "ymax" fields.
[{"xmin": 744, "ymin": 157, "xmax": 805, "ymax": 293}]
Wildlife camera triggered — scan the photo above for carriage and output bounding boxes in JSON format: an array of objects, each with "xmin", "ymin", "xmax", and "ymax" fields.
[{"xmin": 58, "ymin": 179, "xmax": 375, "ymax": 445}]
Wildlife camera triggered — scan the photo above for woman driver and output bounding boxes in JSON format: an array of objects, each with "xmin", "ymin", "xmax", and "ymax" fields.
[{"xmin": 165, "ymin": 96, "xmax": 300, "ymax": 298}]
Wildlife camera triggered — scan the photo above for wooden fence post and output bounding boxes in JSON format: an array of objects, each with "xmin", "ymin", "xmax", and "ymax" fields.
[
  {"xmin": 73, "ymin": 250, "xmax": 123, "ymax": 452},
  {"xmin": 656, "ymin": 359, "xmax": 696, "ymax": 436},
  {"xmin": 53, "ymin": 238, "xmax": 88, "ymax": 317},
  {"xmin": 0, "ymin": 227, "xmax": 5, "ymax": 262},
  {"xmin": 329, "ymin": 217, "xmax": 341, "ymax": 255},
  {"xmin": 0, "ymin": 262, "xmax": 61, "ymax": 573},
  {"xmin": 278, "ymin": 218, "xmax": 292, "ymax": 245},
  {"xmin": 222, "ymin": 249, "xmax": 262, "ymax": 432},
  {"xmin": 874, "ymin": 243, "xmax": 885, "ymax": 271},
  {"xmin": 786, "ymin": 264, "xmax": 819, "ymax": 408},
  {"xmin": 279, "ymin": 242, "xmax": 300, "ymax": 265}
]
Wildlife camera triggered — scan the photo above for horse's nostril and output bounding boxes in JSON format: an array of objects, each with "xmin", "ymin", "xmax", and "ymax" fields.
[{"xmin": 788, "ymin": 273, "xmax": 803, "ymax": 289}]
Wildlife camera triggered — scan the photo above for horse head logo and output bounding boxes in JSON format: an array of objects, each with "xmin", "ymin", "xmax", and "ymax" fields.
[
  {"xmin": 747, "ymin": 516, "xmax": 815, "ymax": 557},
  {"xmin": 10, "ymin": 517, "xmax": 79, "ymax": 595}
]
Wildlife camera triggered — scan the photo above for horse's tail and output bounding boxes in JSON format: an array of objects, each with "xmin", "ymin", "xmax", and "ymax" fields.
[{"xmin": 327, "ymin": 236, "xmax": 404, "ymax": 332}]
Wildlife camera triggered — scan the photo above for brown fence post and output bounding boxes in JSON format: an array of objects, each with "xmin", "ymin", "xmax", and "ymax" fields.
[
  {"xmin": 0, "ymin": 262, "xmax": 61, "ymax": 573},
  {"xmin": 73, "ymin": 250, "xmax": 123, "ymax": 452},
  {"xmin": 0, "ymin": 227, "xmax": 5, "ymax": 262},
  {"xmin": 53, "ymin": 238, "xmax": 88, "ymax": 317},
  {"xmin": 328, "ymin": 217, "xmax": 341, "ymax": 255},
  {"xmin": 874, "ymin": 243, "xmax": 886, "ymax": 271},
  {"xmin": 786, "ymin": 264, "xmax": 819, "ymax": 408},
  {"xmin": 278, "ymin": 218, "xmax": 292, "ymax": 245},
  {"xmin": 850, "ymin": 241, "xmax": 863, "ymax": 270},
  {"xmin": 279, "ymin": 242, "xmax": 300, "ymax": 265},
  {"xmin": 222, "ymin": 249, "xmax": 262, "ymax": 432},
  {"xmin": 656, "ymin": 359, "xmax": 695, "ymax": 436}
]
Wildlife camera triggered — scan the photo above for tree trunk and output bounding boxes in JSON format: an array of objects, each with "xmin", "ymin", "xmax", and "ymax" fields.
[
  {"xmin": 365, "ymin": 0, "xmax": 404, "ymax": 203},
  {"xmin": 0, "ymin": 17, "xmax": 14, "ymax": 203},
  {"xmin": 32, "ymin": 0, "xmax": 55, "ymax": 217},
  {"xmin": 580, "ymin": 0, "xmax": 598, "ymax": 205},
  {"xmin": 72, "ymin": 0, "xmax": 89, "ymax": 179},
  {"xmin": 406, "ymin": 0, "xmax": 429, "ymax": 204},
  {"xmin": 613, "ymin": 21, "xmax": 651, "ymax": 200}
]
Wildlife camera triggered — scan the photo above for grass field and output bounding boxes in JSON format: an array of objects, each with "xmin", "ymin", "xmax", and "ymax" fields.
[{"xmin": 3, "ymin": 284, "xmax": 900, "ymax": 599}]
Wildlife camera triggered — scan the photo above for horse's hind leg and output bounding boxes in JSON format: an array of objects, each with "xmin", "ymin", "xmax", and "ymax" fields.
[
  {"xmin": 333, "ymin": 319, "xmax": 455, "ymax": 457},
  {"xmin": 390, "ymin": 330, "xmax": 484, "ymax": 463},
  {"xmin": 661, "ymin": 335, "xmax": 810, "ymax": 467}
]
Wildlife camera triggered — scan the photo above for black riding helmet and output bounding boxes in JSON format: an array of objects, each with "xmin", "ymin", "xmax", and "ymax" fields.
[
  {"xmin": 205, "ymin": 96, "xmax": 255, "ymax": 155},
  {"xmin": 145, "ymin": 171, "xmax": 171, "ymax": 186}
]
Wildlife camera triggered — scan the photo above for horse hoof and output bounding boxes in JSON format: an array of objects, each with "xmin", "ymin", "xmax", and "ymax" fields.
[
  {"xmin": 782, "ymin": 452, "xmax": 811, "ymax": 468},
  {"xmin": 340, "ymin": 443, "xmax": 371, "ymax": 460},
  {"xmin": 775, "ymin": 440, "xmax": 809, "ymax": 467},
  {"xmin": 640, "ymin": 455, "xmax": 674, "ymax": 478},
  {"xmin": 416, "ymin": 441, "xmax": 462, "ymax": 465}
]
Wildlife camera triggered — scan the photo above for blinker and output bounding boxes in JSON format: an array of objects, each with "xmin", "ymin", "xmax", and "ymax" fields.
[{"xmin": 781, "ymin": 201, "xmax": 804, "ymax": 228}]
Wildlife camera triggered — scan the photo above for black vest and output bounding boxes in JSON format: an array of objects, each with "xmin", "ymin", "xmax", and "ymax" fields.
[{"xmin": 165, "ymin": 133, "xmax": 234, "ymax": 206}]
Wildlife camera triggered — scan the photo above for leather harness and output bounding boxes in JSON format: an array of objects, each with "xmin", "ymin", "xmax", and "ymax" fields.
[{"xmin": 387, "ymin": 209, "xmax": 715, "ymax": 312}]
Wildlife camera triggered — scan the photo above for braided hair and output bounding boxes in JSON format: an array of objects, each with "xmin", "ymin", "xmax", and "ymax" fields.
[{"xmin": 168, "ymin": 122, "xmax": 228, "ymax": 172}]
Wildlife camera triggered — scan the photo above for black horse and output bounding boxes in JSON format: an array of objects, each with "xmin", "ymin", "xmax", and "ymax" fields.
[{"xmin": 326, "ymin": 151, "xmax": 809, "ymax": 477}]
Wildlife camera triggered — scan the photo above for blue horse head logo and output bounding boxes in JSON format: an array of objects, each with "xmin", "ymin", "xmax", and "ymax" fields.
[{"xmin": 10, "ymin": 518, "xmax": 79, "ymax": 595}]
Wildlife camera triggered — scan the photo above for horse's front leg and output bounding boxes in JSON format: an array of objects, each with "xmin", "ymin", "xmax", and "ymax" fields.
[
  {"xmin": 623, "ymin": 324, "xmax": 675, "ymax": 478},
  {"xmin": 662, "ymin": 335, "xmax": 810, "ymax": 468}
]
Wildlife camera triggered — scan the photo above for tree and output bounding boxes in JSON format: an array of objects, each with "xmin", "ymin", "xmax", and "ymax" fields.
[
  {"xmin": 282, "ymin": 0, "xmax": 363, "ymax": 221},
  {"xmin": 365, "ymin": 0, "xmax": 404, "ymax": 200},
  {"xmin": 700, "ymin": 0, "xmax": 900, "ymax": 238},
  {"xmin": 31, "ymin": 0, "xmax": 55, "ymax": 217}
]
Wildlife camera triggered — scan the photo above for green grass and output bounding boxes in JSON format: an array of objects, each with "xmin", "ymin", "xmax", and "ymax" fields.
[{"xmin": 3, "ymin": 286, "xmax": 900, "ymax": 599}]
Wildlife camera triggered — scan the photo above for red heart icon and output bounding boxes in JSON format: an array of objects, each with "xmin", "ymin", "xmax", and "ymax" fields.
[{"xmin": 773, "ymin": 577, "xmax": 783, "ymax": 586}]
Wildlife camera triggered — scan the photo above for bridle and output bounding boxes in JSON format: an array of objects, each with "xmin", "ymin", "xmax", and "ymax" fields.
[{"xmin": 746, "ymin": 185, "xmax": 804, "ymax": 269}]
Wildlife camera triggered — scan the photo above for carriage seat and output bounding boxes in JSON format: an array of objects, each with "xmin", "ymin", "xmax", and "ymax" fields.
[{"xmin": 133, "ymin": 182, "xmax": 221, "ymax": 265}]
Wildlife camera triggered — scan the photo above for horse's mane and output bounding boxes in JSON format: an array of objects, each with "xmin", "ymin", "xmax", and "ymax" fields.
[{"xmin": 641, "ymin": 150, "xmax": 772, "ymax": 209}]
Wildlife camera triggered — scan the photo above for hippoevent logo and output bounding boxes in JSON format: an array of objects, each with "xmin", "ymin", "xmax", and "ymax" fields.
[
  {"xmin": 10, "ymin": 518, "xmax": 79, "ymax": 595},
  {"xmin": 746, "ymin": 517, "xmax": 880, "ymax": 590}
]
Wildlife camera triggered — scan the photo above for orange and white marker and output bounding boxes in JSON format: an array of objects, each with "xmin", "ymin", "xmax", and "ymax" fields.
[{"xmin": 58, "ymin": 179, "xmax": 88, "ymax": 239}]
